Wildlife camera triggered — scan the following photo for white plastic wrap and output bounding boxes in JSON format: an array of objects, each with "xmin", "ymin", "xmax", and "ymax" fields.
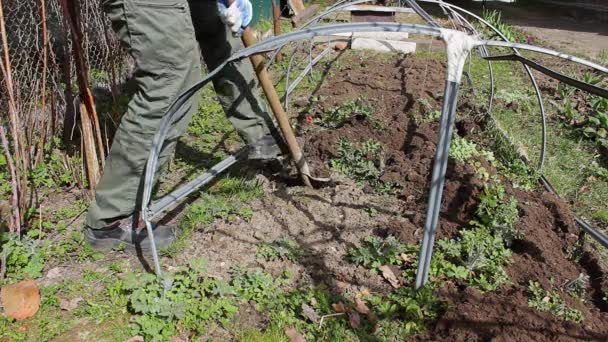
[{"xmin": 440, "ymin": 29, "xmax": 479, "ymax": 83}]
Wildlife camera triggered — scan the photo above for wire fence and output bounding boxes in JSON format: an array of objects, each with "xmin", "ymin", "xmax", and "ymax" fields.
[{"xmin": 0, "ymin": 0, "xmax": 131, "ymax": 232}]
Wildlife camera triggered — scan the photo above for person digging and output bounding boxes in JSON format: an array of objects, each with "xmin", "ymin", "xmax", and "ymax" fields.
[{"xmin": 85, "ymin": 0, "xmax": 283, "ymax": 252}]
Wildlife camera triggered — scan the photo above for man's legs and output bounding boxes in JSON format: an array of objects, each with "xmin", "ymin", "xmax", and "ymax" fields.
[
  {"xmin": 86, "ymin": 0, "xmax": 202, "ymax": 234},
  {"xmin": 188, "ymin": 1, "xmax": 282, "ymax": 153}
]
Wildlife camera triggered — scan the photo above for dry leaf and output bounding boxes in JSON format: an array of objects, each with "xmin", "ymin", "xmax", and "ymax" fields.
[
  {"xmin": 358, "ymin": 287, "xmax": 371, "ymax": 299},
  {"xmin": 347, "ymin": 310, "xmax": 361, "ymax": 329},
  {"xmin": 0, "ymin": 280, "xmax": 40, "ymax": 320},
  {"xmin": 332, "ymin": 302, "xmax": 346, "ymax": 313},
  {"xmin": 301, "ymin": 303, "xmax": 320, "ymax": 323},
  {"xmin": 334, "ymin": 280, "xmax": 348, "ymax": 291},
  {"xmin": 60, "ymin": 297, "xmax": 84, "ymax": 311},
  {"xmin": 310, "ymin": 297, "xmax": 318, "ymax": 306},
  {"xmin": 354, "ymin": 298, "xmax": 370, "ymax": 315},
  {"xmin": 285, "ymin": 327, "xmax": 305, "ymax": 342},
  {"xmin": 378, "ymin": 265, "xmax": 401, "ymax": 288},
  {"xmin": 398, "ymin": 253, "xmax": 414, "ymax": 263}
]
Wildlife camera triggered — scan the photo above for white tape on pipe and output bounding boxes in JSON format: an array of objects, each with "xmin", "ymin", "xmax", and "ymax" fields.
[{"xmin": 440, "ymin": 29, "xmax": 479, "ymax": 83}]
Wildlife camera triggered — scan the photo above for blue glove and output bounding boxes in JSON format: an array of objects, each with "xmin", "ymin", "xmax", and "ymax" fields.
[{"xmin": 217, "ymin": 0, "xmax": 252, "ymax": 36}]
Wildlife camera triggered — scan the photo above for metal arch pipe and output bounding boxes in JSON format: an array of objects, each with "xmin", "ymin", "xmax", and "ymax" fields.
[
  {"xmin": 141, "ymin": 23, "xmax": 448, "ymax": 275},
  {"xmin": 483, "ymin": 41, "xmax": 608, "ymax": 73},
  {"xmin": 416, "ymin": 0, "xmax": 548, "ymax": 173},
  {"xmin": 139, "ymin": 22, "xmax": 608, "ymax": 280}
]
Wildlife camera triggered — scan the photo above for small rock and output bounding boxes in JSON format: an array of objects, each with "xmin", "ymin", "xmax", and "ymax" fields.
[
  {"xmin": 46, "ymin": 267, "xmax": 62, "ymax": 280},
  {"xmin": 124, "ymin": 336, "xmax": 144, "ymax": 342},
  {"xmin": 169, "ymin": 336, "xmax": 188, "ymax": 342},
  {"xmin": 285, "ymin": 327, "xmax": 305, "ymax": 342},
  {"xmin": 60, "ymin": 297, "xmax": 84, "ymax": 311},
  {"xmin": 253, "ymin": 230, "xmax": 265, "ymax": 240}
]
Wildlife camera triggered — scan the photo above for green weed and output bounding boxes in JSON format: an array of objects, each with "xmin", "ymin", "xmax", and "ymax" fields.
[
  {"xmin": 473, "ymin": 182, "xmax": 521, "ymax": 245},
  {"xmin": 348, "ymin": 235, "xmax": 415, "ymax": 273},
  {"xmin": 528, "ymin": 280, "xmax": 584, "ymax": 323},
  {"xmin": 501, "ymin": 159, "xmax": 538, "ymax": 191},
  {"xmin": 480, "ymin": 9, "xmax": 526, "ymax": 43},
  {"xmin": 599, "ymin": 49, "xmax": 608, "ymax": 64},
  {"xmin": 369, "ymin": 286, "xmax": 447, "ymax": 337},
  {"xmin": 230, "ymin": 266, "xmax": 289, "ymax": 307},
  {"xmin": 422, "ymin": 110, "xmax": 442, "ymax": 123},
  {"xmin": 28, "ymin": 138, "xmax": 76, "ymax": 189},
  {"xmin": 257, "ymin": 238, "xmax": 303, "ymax": 262},
  {"xmin": 450, "ymin": 134, "xmax": 497, "ymax": 167},
  {"xmin": 438, "ymin": 227, "xmax": 512, "ymax": 291},
  {"xmin": 315, "ymin": 99, "xmax": 373, "ymax": 128},
  {"xmin": 329, "ymin": 138, "xmax": 398, "ymax": 193},
  {"xmin": 0, "ymin": 231, "xmax": 46, "ymax": 282},
  {"xmin": 120, "ymin": 259, "xmax": 238, "ymax": 341}
]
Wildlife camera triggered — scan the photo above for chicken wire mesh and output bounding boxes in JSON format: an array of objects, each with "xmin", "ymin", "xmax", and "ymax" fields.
[{"xmin": 0, "ymin": 0, "xmax": 131, "ymax": 151}]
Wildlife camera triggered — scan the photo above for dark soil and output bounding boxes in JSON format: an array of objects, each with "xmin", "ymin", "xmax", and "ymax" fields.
[{"xmin": 296, "ymin": 53, "xmax": 608, "ymax": 341}]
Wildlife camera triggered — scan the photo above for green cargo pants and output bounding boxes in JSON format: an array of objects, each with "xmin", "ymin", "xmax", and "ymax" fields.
[{"xmin": 86, "ymin": 0, "xmax": 276, "ymax": 229}]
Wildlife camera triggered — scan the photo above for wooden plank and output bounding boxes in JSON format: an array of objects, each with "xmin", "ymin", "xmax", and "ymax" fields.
[{"xmin": 351, "ymin": 38, "xmax": 417, "ymax": 53}]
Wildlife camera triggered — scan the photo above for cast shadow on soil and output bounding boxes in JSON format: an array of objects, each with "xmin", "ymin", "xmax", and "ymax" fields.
[
  {"xmin": 433, "ymin": 296, "xmax": 608, "ymax": 341},
  {"xmin": 511, "ymin": 239, "xmax": 546, "ymax": 263}
]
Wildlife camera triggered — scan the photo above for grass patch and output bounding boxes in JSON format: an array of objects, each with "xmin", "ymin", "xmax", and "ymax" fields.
[{"xmin": 169, "ymin": 177, "xmax": 262, "ymax": 256}]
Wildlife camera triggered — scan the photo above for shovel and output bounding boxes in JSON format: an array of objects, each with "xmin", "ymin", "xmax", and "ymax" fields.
[{"xmin": 227, "ymin": 5, "xmax": 328, "ymax": 186}]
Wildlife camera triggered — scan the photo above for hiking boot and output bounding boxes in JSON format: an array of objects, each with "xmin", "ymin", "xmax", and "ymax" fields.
[
  {"xmin": 248, "ymin": 134, "xmax": 284, "ymax": 160},
  {"xmin": 84, "ymin": 216, "xmax": 176, "ymax": 253}
]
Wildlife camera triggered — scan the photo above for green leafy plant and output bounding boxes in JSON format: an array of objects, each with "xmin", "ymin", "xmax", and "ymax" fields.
[
  {"xmin": 369, "ymin": 286, "xmax": 447, "ymax": 337},
  {"xmin": 473, "ymin": 182, "xmax": 521, "ymax": 245},
  {"xmin": 316, "ymin": 99, "xmax": 372, "ymax": 128},
  {"xmin": 0, "ymin": 231, "xmax": 47, "ymax": 282},
  {"xmin": 120, "ymin": 259, "xmax": 238, "ymax": 341},
  {"xmin": 329, "ymin": 138, "xmax": 398, "ymax": 193},
  {"xmin": 583, "ymin": 96, "xmax": 608, "ymax": 148},
  {"xmin": 348, "ymin": 235, "xmax": 415, "ymax": 273},
  {"xmin": 422, "ymin": 110, "xmax": 442, "ymax": 123},
  {"xmin": 437, "ymin": 227, "xmax": 512, "ymax": 291},
  {"xmin": 256, "ymin": 238, "xmax": 303, "ymax": 261},
  {"xmin": 528, "ymin": 280, "xmax": 584, "ymax": 323},
  {"xmin": 502, "ymin": 159, "xmax": 538, "ymax": 191},
  {"xmin": 449, "ymin": 136, "xmax": 479, "ymax": 162},
  {"xmin": 481, "ymin": 9, "xmax": 525, "ymax": 43},
  {"xmin": 230, "ymin": 266, "xmax": 288, "ymax": 307}
]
